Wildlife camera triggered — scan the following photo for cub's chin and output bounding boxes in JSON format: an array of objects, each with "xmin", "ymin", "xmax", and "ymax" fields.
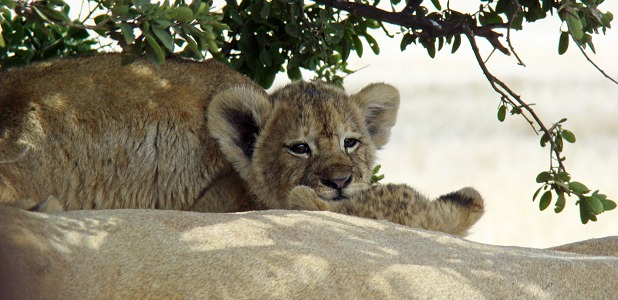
[{"xmin": 314, "ymin": 186, "xmax": 364, "ymax": 201}]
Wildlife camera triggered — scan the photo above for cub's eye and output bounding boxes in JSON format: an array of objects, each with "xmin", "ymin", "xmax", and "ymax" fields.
[
  {"xmin": 289, "ymin": 143, "xmax": 311, "ymax": 155},
  {"xmin": 343, "ymin": 138, "xmax": 360, "ymax": 150}
]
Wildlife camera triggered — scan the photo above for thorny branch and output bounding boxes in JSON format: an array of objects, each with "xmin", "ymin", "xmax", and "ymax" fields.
[{"xmin": 505, "ymin": 0, "xmax": 526, "ymax": 67}]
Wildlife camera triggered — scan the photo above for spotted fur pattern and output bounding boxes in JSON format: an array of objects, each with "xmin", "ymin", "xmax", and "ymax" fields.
[{"xmin": 289, "ymin": 184, "xmax": 485, "ymax": 236}]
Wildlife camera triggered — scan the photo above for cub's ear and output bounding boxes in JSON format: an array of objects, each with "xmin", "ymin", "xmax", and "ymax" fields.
[
  {"xmin": 352, "ymin": 83, "xmax": 400, "ymax": 148},
  {"xmin": 208, "ymin": 85, "xmax": 272, "ymax": 174}
]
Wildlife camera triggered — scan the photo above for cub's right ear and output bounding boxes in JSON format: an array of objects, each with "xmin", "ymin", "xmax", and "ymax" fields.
[{"xmin": 208, "ymin": 85, "xmax": 272, "ymax": 175}]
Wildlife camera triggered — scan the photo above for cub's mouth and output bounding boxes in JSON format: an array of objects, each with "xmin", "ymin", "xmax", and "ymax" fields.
[
  {"xmin": 315, "ymin": 190, "xmax": 349, "ymax": 201},
  {"xmin": 332, "ymin": 194, "xmax": 348, "ymax": 201},
  {"xmin": 314, "ymin": 184, "xmax": 368, "ymax": 201}
]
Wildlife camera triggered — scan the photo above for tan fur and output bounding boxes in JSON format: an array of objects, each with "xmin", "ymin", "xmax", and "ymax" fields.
[
  {"xmin": 1, "ymin": 206, "xmax": 615, "ymax": 300},
  {"xmin": 289, "ymin": 184, "xmax": 485, "ymax": 236},
  {"xmin": 0, "ymin": 54, "xmax": 400, "ymax": 212}
]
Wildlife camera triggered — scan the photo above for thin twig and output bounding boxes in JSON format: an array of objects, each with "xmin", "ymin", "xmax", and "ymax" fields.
[
  {"xmin": 464, "ymin": 29, "xmax": 567, "ymax": 172},
  {"xmin": 506, "ymin": 0, "xmax": 526, "ymax": 67},
  {"xmin": 575, "ymin": 42, "xmax": 618, "ymax": 85}
]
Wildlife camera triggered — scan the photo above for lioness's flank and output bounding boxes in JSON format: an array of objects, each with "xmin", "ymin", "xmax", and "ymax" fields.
[{"xmin": 0, "ymin": 54, "xmax": 399, "ymax": 212}]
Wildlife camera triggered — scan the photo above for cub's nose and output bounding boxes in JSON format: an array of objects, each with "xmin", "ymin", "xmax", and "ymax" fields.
[{"xmin": 320, "ymin": 175, "xmax": 352, "ymax": 190}]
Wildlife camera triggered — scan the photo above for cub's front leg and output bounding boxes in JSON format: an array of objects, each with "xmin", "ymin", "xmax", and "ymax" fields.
[{"xmin": 289, "ymin": 184, "xmax": 484, "ymax": 237}]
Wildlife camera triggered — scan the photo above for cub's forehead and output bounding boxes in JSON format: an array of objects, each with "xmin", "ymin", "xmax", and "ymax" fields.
[
  {"xmin": 268, "ymin": 81, "xmax": 365, "ymax": 137},
  {"xmin": 270, "ymin": 81, "xmax": 347, "ymax": 104}
]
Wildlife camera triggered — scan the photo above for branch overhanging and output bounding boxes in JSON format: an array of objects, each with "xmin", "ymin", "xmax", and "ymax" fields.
[
  {"xmin": 464, "ymin": 29, "xmax": 567, "ymax": 173},
  {"xmin": 313, "ymin": 0, "xmax": 511, "ymax": 55}
]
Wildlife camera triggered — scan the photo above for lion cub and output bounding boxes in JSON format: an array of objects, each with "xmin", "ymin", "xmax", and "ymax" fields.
[{"xmin": 289, "ymin": 184, "xmax": 484, "ymax": 236}]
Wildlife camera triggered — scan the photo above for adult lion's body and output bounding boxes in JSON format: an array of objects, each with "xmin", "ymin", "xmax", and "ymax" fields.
[{"xmin": 0, "ymin": 54, "xmax": 400, "ymax": 212}]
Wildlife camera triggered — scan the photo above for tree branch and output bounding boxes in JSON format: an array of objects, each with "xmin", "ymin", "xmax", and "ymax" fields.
[
  {"xmin": 401, "ymin": 0, "xmax": 422, "ymax": 15},
  {"xmin": 464, "ymin": 29, "xmax": 566, "ymax": 172},
  {"xmin": 313, "ymin": 0, "xmax": 511, "ymax": 55},
  {"xmin": 575, "ymin": 42, "xmax": 618, "ymax": 85}
]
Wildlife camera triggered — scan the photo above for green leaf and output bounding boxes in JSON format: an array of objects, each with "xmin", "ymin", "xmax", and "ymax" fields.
[
  {"xmin": 146, "ymin": 34, "xmax": 165, "ymax": 65},
  {"xmin": 554, "ymin": 134, "xmax": 563, "ymax": 152},
  {"xmin": 0, "ymin": 33, "xmax": 5, "ymax": 48},
  {"xmin": 579, "ymin": 200, "xmax": 591, "ymax": 224},
  {"xmin": 430, "ymin": 0, "xmax": 441, "ymax": 11},
  {"xmin": 587, "ymin": 196, "xmax": 604, "ymax": 214},
  {"xmin": 497, "ymin": 105, "xmax": 507, "ymax": 122},
  {"xmin": 601, "ymin": 12, "xmax": 613, "ymax": 27},
  {"xmin": 603, "ymin": 199, "xmax": 617, "ymax": 211},
  {"xmin": 228, "ymin": 9, "xmax": 242, "ymax": 25},
  {"xmin": 364, "ymin": 34, "xmax": 380, "ymax": 54},
  {"xmin": 539, "ymin": 191, "xmax": 552, "ymax": 211},
  {"xmin": 372, "ymin": 164, "xmax": 381, "ymax": 174},
  {"xmin": 540, "ymin": 133, "xmax": 549, "ymax": 147},
  {"xmin": 352, "ymin": 34, "xmax": 363, "ymax": 57},
  {"xmin": 260, "ymin": 1, "xmax": 270, "ymax": 19},
  {"xmin": 400, "ymin": 34, "xmax": 415, "ymax": 51},
  {"xmin": 535, "ymin": 171, "xmax": 551, "ymax": 183},
  {"xmin": 561, "ymin": 130, "xmax": 576, "ymax": 143},
  {"xmin": 259, "ymin": 48, "xmax": 272, "ymax": 66},
  {"xmin": 451, "ymin": 34, "xmax": 461, "ymax": 53},
  {"xmin": 284, "ymin": 23, "xmax": 300, "ymax": 38},
  {"xmin": 566, "ymin": 11, "xmax": 584, "ymax": 41},
  {"xmin": 569, "ymin": 181, "xmax": 590, "ymax": 194},
  {"xmin": 541, "ymin": 0, "xmax": 552, "ymax": 12},
  {"xmin": 172, "ymin": 6, "xmax": 194, "ymax": 23},
  {"xmin": 558, "ymin": 31, "xmax": 569, "ymax": 55},
  {"xmin": 119, "ymin": 23, "xmax": 135, "ymax": 45},
  {"xmin": 181, "ymin": 33, "xmax": 202, "ymax": 58},
  {"xmin": 154, "ymin": 18, "xmax": 174, "ymax": 28},
  {"xmin": 152, "ymin": 25, "xmax": 174, "ymax": 51},
  {"xmin": 324, "ymin": 23, "xmax": 344, "ymax": 44},
  {"xmin": 287, "ymin": 66, "xmax": 302, "ymax": 80},
  {"xmin": 111, "ymin": 4, "xmax": 130, "ymax": 16},
  {"xmin": 557, "ymin": 171, "xmax": 571, "ymax": 182},
  {"xmin": 533, "ymin": 186, "xmax": 543, "ymax": 201},
  {"xmin": 554, "ymin": 194, "xmax": 566, "ymax": 213}
]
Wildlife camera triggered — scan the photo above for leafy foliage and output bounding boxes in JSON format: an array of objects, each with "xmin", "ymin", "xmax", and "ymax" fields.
[
  {"xmin": 0, "ymin": 0, "xmax": 615, "ymax": 223},
  {"xmin": 370, "ymin": 164, "xmax": 385, "ymax": 184},
  {"xmin": 533, "ymin": 118, "xmax": 616, "ymax": 224}
]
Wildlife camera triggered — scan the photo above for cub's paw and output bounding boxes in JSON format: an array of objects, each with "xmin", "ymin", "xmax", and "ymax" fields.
[
  {"xmin": 288, "ymin": 186, "xmax": 334, "ymax": 211},
  {"xmin": 31, "ymin": 195, "xmax": 64, "ymax": 213},
  {"xmin": 435, "ymin": 187, "xmax": 485, "ymax": 235},
  {"xmin": 446, "ymin": 187, "xmax": 484, "ymax": 212}
]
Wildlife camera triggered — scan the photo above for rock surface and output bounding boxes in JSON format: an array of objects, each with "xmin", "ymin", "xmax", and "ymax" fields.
[{"xmin": 1, "ymin": 206, "xmax": 616, "ymax": 299}]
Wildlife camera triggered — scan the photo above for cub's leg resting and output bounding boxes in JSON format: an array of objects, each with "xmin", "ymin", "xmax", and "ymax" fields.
[{"xmin": 289, "ymin": 184, "xmax": 484, "ymax": 236}]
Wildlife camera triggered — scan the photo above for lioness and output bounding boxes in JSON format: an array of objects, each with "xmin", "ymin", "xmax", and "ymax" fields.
[{"xmin": 0, "ymin": 54, "xmax": 399, "ymax": 212}]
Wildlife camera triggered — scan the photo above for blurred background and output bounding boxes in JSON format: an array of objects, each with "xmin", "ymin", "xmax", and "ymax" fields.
[{"xmin": 311, "ymin": 2, "xmax": 618, "ymax": 248}]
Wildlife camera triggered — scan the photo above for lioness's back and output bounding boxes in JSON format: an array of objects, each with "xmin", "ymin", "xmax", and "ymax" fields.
[
  {"xmin": 0, "ymin": 55, "xmax": 257, "ymax": 210},
  {"xmin": 0, "ymin": 55, "xmax": 249, "ymax": 129}
]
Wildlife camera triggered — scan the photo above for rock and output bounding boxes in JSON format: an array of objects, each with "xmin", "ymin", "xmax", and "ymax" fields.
[{"xmin": 1, "ymin": 206, "xmax": 616, "ymax": 299}]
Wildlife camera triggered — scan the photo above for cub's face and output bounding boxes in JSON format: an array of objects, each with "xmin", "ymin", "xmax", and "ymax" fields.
[{"xmin": 208, "ymin": 81, "xmax": 399, "ymax": 209}]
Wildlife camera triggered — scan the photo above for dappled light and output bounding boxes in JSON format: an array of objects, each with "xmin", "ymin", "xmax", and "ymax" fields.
[{"xmin": 1, "ymin": 206, "xmax": 616, "ymax": 298}]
